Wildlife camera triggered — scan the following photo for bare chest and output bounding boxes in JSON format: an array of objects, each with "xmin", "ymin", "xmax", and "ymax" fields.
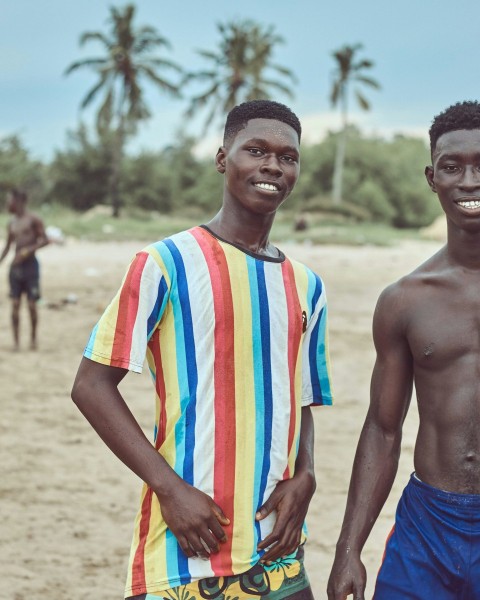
[{"xmin": 407, "ymin": 281, "xmax": 480, "ymax": 369}]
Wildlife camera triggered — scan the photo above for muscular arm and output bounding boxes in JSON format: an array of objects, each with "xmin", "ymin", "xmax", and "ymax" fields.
[
  {"xmin": 327, "ymin": 284, "xmax": 413, "ymax": 600},
  {"xmin": 71, "ymin": 357, "xmax": 229, "ymax": 557},
  {"xmin": 256, "ymin": 406, "xmax": 316, "ymax": 562}
]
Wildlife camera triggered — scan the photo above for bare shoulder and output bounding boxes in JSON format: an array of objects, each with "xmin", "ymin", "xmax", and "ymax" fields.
[
  {"xmin": 378, "ymin": 246, "xmax": 448, "ymax": 307},
  {"xmin": 29, "ymin": 212, "xmax": 45, "ymax": 226},
  {"xmin": 374, "ymin": 246, "xmax": 448, "ymax": 335}
]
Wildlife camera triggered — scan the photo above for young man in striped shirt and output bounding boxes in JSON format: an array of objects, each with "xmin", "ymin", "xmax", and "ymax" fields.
[{"xmin": 72, "ymin": 100, "xmax": 333, "ymax": 599}]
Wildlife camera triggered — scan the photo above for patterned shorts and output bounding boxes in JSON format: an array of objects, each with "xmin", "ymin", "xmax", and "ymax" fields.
[{"xmin": 126, "ymin": 545, "xmax": 312, "ymax": 599}]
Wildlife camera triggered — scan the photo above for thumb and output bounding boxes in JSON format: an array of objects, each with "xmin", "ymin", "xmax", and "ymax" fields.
[
  {"xmin": 256, "ymin": 496, "xmax": 276, "ymax": 521},
  {"xmin": 212, "ymin": 503, "xmax": 230, "ymax": 526}
]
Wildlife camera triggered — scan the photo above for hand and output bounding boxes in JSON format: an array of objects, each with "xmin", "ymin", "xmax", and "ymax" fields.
[
  {"xmin": 256, "ymin": 470, "xmax": 315, "ymax": 563},
  {"xmin": 157, "ymin": 479, "xmax": 230, "ymax": 559},
  {"xmin": 327, "ymin": 552, "xmax": 366, "ymax": 600}
]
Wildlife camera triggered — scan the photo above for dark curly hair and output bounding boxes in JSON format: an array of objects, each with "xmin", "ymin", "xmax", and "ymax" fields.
[
  {"xmin": 223, "ymin": 100, "xmax": 302, "ymax": 146},
  {"xmin": 429, "ymin": 101, "xmax": 480, "ymax": 153}
]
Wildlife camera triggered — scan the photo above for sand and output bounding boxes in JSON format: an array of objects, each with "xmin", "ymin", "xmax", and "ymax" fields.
[{"xmin": 0, "ymin": 236, "xmax": 442, "ymax": 599}]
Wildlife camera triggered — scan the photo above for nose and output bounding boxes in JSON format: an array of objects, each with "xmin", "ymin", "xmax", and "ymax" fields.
[
  {"xmin": 260, "ymin": 154, "xmax": 282, "ymax": 175},
  {"xmin": 459, "ymin": 166, "xmax": 480, "ymax": 190}
]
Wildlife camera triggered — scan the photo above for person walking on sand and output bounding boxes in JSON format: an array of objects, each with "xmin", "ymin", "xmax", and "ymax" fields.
[
  {"xmin": 328, "ymin": 100, "xmax": 480, "ymax": 600},
  {"xmin": 72, "ymin": 100, "xmax": 334, "ymax": 600},
  {"xmin": 0, "ymin": 188, "xmax": 49, "ymax": 350}
]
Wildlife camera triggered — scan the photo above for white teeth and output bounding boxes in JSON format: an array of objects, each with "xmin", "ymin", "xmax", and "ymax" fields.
[
  {"xmin": 255, "ymin": 183, "xmax": 278, "ymax": 191},
  {"xmin": 458, "ymin": 200, "xmax": 480, "ymax": 209}
]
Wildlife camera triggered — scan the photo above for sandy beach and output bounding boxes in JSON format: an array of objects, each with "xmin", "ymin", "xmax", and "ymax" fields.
[{"xmin": 0, "ymin": 236, "xmax": 442, "ymax": 599}]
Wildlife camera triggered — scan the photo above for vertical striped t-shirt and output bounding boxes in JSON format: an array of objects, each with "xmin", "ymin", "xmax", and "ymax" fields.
[{"xmin": 83, "ymin": 225, "xmax": 333, "ymax": 598}]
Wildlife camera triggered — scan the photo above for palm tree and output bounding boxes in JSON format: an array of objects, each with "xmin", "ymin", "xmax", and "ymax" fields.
[
  {"xmin": 184, "ymin": 20, "xmax": 296, "ymax": 133},
  {"xmin": 65, "ymin": 4, "xmax": 183, "ymax": 216},
  {"xmin": 330, "ymin": 43, "xmax": 380, "ymax": 206}
]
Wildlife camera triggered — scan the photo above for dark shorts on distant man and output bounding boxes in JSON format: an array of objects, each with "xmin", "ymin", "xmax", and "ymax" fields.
[{"xmin": 9, "ymin": 256, "xmax": 40, "ymax": 300}]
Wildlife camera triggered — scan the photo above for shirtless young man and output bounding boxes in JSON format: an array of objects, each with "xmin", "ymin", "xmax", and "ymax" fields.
[
  {"xmin": 327, "ymin": 100, "xmax": 480, "ymax": 600},
  {"xmin": 0, "ymin": 188, "xmax": 49, "ymax": 350},
  {"xmin": 72, "ymin": 100, "xmax": 334, "ymax": 600}
]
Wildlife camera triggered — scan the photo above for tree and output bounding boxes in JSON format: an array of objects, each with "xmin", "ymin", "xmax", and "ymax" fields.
[
  {"xmin": 0, "ymin": 136, "xmax": 47, "ymax": 206},
  {"xmin": 64, "ymin": 4, "xmax": 183, "ymax": 216},
  {"xmin": 329, "ymin": 43, "xmax": 380, "ymax": 205},
  {"xmin": 48, "ymin": 125, "xmax": 112, "ymax": 211},
  {"xmin": 184, "ymin": 19, "xmax": 296, "ymax": 133}
]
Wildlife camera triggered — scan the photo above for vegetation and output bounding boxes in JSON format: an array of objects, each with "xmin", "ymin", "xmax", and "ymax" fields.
[
  {"xmin": 64, "ymin": 4, "xmax": 183, "ymax": 217},
  {"xmin": 1, "ymin": 5, "xmax": 440, "ymax": 245},
  {"xmin": 184, "ymin": 20, "xmax": 296, "ymax": 133},
  {"xmin": 2, "ymin": 124, "xmax": 441, "ymax": 238},
  {"xmin": 329, "ymin": 43, "xmax": 380, "ymax": 206}
]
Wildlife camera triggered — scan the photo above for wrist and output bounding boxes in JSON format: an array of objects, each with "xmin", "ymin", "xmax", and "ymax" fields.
[{"xmin": 293, "ymin": 467, "xmax": 316, "ymax": 494}]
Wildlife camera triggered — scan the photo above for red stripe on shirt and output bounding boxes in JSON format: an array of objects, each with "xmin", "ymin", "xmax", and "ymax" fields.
[
  {"xmin": 150, "ymin": 329, "xmax": 167, "ymax": 450},
  {"xmin": 112, "ymin": 252, "xmax": 149, "ymax": 363},
  {"xmin": 131, "ymin": 487, "xmax": 153, "ymax": 592},
  {"xmin": 281, "ymin": 259, "xmax": 303, "ymax": 479},
  {"xmin": 192, "ymin": 228, "xmax": 235, "ymax": 574}
]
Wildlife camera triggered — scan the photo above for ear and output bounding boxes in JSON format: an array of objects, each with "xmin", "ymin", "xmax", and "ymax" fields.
[
  {"xmin": 215, "ymin": 147, "xmax": 227, "ymax": 174},
  {"xmin": 425, "ymin": 165, "xmax": 436, "ymax": 192}
]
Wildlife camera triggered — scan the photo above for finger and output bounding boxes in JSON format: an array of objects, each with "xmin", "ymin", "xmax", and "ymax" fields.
[
  {"xmin": 199, "ymin": 528, "xmax": 220, "ymax": 554},
  {"xmin": 188, "ymin": 536, "xmax": 210, "ymax": 560},
  {"xmin": 256, "ymin": 493, "xmax": 280, "ymax": 520},
  {"xmin": 178, "ymin": 535, "xmax": 196, "ymax": 558},
  {"xmin": 353, "ymin": 583, "xmax": 365, "ymax": 600},
  {"xmin": 212, "ymin": 503, "xmax": 230, "ymax": 526},
  {"xmin": 260, "ymin": 530, "xmax": 300, "ymax": 563},
  {"xmin": 208, "ymin": 516, "xmax": 228, "ymax": 543}
]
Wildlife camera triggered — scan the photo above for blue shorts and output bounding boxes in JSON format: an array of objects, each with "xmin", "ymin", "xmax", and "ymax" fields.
[
  {"xmin": 9, "ymin": 256, "xmax": 40, "ymax": 300},
  {"xmin": 374, "ymin": 473, "xmax": 480, "ymax": 599}
]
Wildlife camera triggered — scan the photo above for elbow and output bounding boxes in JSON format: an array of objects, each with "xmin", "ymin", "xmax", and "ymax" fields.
[{"xmin": 71, "ymin": 376, "xmax": 90, "ymax": 409}]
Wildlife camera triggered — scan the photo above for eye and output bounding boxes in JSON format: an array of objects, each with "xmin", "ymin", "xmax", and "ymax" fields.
[
  {"xmin": 248, "ymin": 147, "xmax": 264, "ymax": 156},
  {"xmin": 442, "ymin": 164, "xmax": 459, "ymax": 173},
  {"xmin": 281, "ymin": 155, "xmax": 297, "ymax": 163}
]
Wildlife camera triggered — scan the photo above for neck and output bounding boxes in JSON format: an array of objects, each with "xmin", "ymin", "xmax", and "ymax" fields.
[
  {"xmin": 207, "ymin": 207, "xmax": 276, "ymax": 256},
  {"xmin": 447, "ymin": 221, "xmax": 480, "ymax": 269}
]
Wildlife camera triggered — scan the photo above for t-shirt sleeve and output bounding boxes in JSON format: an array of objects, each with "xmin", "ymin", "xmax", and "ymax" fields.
[
  {"xmin": 83, "ymin": 251, "xmax": 169, "ymax": 373},
  {"xmin": 301, "ymin": 277, "xmax": 334, "ymax": 407}
]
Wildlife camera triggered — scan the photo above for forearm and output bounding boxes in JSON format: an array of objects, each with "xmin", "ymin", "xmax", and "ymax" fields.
[
  {"xmin": 294, "ymin": 406, "xmax": 316, "ymax": 490},
  {"xmin": 335, "ymin": 418, "xmax": 401, "ymax": 555}
]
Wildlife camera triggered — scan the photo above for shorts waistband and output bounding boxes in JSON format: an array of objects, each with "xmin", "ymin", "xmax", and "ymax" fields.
[{"xmin": 410, "ymin": 472, "xmax": 480, "ymax": 507}]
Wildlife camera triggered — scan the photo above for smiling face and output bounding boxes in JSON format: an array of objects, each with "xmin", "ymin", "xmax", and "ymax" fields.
[
  {"xmin": 425, "ymin": 129, "xmax": 480, "ymax": 231},
  {"xmin": 216, "ymin": 118, "xmax": 300, "ymax": 217}
]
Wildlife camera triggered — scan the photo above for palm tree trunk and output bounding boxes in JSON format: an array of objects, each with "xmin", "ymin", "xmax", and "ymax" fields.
[
  {"xmin": 110, "ymin": 92, "xmax": 126, "ymax": 218},
  {"xmin": 332, "ymin": 92, "xmax": 348, "ymax": 207},
  {"xmin": 110, "ymin": 129, "xmax": 123, "ymax": 218},
  {"xmin": 332, "ymin": 129, "xmax": 347, "ymax": 206}
]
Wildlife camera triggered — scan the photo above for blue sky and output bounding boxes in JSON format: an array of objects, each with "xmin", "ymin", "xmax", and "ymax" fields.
[{"xmin": 2, "ymin": 0, "xmax": 480, "ymax": 161}]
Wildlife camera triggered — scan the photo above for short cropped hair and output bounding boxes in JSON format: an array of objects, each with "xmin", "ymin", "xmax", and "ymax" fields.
[
  {"xmin": 9, "ymin": 188, "xmax": 28, "ymax": 204},
  {"xmin": 429, "ymin": 101, "xmax": 480, "ymax": 153},
  {"xmin": 223, "ymin": 100, "xmax": 302, "ymax": 146}
]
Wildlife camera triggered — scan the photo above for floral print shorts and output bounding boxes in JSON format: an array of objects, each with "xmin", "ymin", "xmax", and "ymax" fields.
[{"xmin": 127, "ymin": 545, "xmax": 312, "ymax": 599}]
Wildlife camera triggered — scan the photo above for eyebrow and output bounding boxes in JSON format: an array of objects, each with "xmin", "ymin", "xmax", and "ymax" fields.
[
  {"xmin": 436, "ymin": 152, "xmax": 480, "ymax": 161},
  {"xmin": 244, "ymin": 137, "xmax": 300, "ymax": 154}
]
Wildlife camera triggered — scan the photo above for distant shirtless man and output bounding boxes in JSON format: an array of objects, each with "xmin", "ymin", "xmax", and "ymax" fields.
[
  {"xmin": 327, "ymin": 100, "xmax": 480, "ymax": 599},
  {"xmin": 0, "ymin": 188, "xmax": 49, "ymax": 350}
]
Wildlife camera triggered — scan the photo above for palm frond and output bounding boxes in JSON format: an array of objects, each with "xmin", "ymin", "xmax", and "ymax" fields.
[
  {"xmin": 354, "ymin": 75, "xmax": 381, "ymax": 89},
  {"xmin": 79, "ymin": 31, "xmax": 111, "ymax": 48},
  {"xmin": 354, "ymin": 89, "xmax": 370, "ymax": 111}
]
